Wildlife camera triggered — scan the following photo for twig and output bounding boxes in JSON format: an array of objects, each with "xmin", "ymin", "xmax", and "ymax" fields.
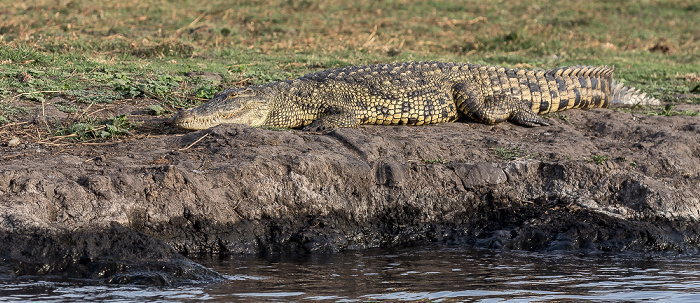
[
  {"xmin": 84, "ymin": 102, "xmax": 94, "ymax": 114},
  {"xmin": 13, "ymin": 90, "xmax": 62, "ymax": 99},
  {"xmin": 361, "ymin": 25, "xmax": 378, "ymax": 49},
  {"xmin": 39, "ymin": 125, "xmax": 107, "ymax": 143},
  {"xmin": 179, "ymin": 132, "xmax": 209, "ymax": 150},
  {"xmin": 233, "ymin": 78, "xmax": 252, "ymax": 86},
  {"xmin": 81, "ymin": 140, "xmax": 125, "ymax": 146},
  {"xmin": 174, "ymin": 12, "xmax": 207, "ymax": 37},
  {"xmin": 0, "ymin": 121, "xmax": 31, "ymax": 129},
  {"xmin": 35, "ymin": 141, "xmax": 69, "ymax": 147},
  {"xmin": 170, "ymin": 93, "xmax": 208, "ymax": 101},
  {"xmin": 51, "ymin": 148, "xmax": 74, "ymax": 156},
  {"xmin": 84, "ymin": 156, "xmax": 100, "ymax": 163},
  {"xmin": 2, "ymin": 153, "xmax": 24, "ymax": 159},
  {"xmin": 86, "ymin": 106, "xmax": 112, "ymax": 117}
]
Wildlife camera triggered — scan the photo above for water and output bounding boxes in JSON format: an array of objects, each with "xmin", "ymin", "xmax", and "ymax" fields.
[{"xmin": 2, "ymin": 246, "xmax": 699, "ymax": 302}]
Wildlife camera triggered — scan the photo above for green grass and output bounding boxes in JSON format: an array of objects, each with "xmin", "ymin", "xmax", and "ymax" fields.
[
  {"xmin": 0, "ymin": 104, "xmax": 27, "ymax": 125},
  {"xmin": 616, "ymin": 104, "xmax": 700, "ymax": 116},
  {"xmin": 422, "ymin": 159, "xmax": 446, "ymax": 164},
  {"xmin": 0, "ymin": 0, "xmax": 698, "ymax": 142},
  {"xmin": 491, "ymin": 147, "xmax": 533, "ymax": 161},
  {"xmin": 648, "ymin": 104, "xmax": 700, "ymax": 117}
]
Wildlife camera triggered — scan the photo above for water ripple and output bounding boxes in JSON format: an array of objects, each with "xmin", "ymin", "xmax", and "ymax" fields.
[{"xmin": 2, "ymin": 246, "xmax": 700, "ymax": 302}]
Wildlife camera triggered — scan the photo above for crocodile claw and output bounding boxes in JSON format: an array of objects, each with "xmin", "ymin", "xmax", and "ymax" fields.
[{"xmin": 509, "ymin": 109, "xmax": 551, "ymax": 127}]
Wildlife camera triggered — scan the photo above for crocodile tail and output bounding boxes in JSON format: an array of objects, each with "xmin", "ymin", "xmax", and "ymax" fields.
[
  {"xmin": 610, "ymin": 80, "xmax": 661, "ymax": 106},
  {"xmin": 526, "ymin": 65, "xmax": 617, "ymax": 114}
]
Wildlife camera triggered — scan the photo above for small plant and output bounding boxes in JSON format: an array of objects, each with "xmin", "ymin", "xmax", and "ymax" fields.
[
  {"xmin": 422, "ymin": 158, "xmax": 445, "ymax": 164},
  {"xmin": 55, "ymin": 102, "xmax": 78, "ymax": 113},
  {"xmin": 111, "ymin": 73, "xmax": 142, "ymax": 98},
  {"xmin": 20, "ymin": 92, "xmax": 45, "ymax": 102},
  {"xmin": 678, "ymin": 110, "xmax": 700, "ymax": 116},
  {"xmin": 545, "ymin": 112, "xmax": 569, "ymax": 122},
  {"xmin": 585, "ymin": 154, "xmax": 610, "ymax": 165},
  {"xmin": 53, "ymin": 115, "xmax": 138, "ymax": 141},
  {"xmin": 67, "ymin": 90, "xmax": 120, "ymax": 104},
  {"xmin": 228, "ymin": 64, "xmax": 247, "ymax": 74},
  {"xmin": 195, "ymin": 84, "xmax": 219, "ymax": 100},
  {"xmin": 107, "ymin": 114, "xmax": 138, "ymax": 135},
  {"xmin": 111, "ymin": 74, "xmax": 183, "ymax": 99},
  {"xmin": 659, "ymin": 104, "xmax": 675, "ymax": 116},
  {"xmin": 148, "ymin": 104, "xmax": 166, "ymax": 116},
  {"xmin": 0, "ymin": 105, "xmax": 27, "ymax": 116},
  {"xmin": 0, "ymin": 115, "xmax": 9, "ymax": 125},
  {"xmin": 68, "ymin": 122, "xmax": 98, "ymax": 139},
  {"xmin": 147, "ymin": 75, "xmax": 182, "ymax": 97}
]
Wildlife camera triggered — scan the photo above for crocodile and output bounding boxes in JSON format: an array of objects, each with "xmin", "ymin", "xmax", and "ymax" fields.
[{"xmin": 172, "ymin": 61, "xmax": 659, "ymax": 131}]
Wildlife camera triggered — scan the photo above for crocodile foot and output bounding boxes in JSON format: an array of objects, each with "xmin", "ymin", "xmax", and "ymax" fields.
[{"xmin": 509, "ymin": 109, "xmax": 551, "ymax": 127}]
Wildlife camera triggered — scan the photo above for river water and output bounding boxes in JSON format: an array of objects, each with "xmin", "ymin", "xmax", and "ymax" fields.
[{"xmin": 2, "ymin": 245, "xmax": 699, "ymax": 302}]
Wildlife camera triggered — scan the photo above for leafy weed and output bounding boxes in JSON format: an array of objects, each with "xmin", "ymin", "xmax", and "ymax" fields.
[{"xmin": 585, "ymin": 155, "xmax": 610, "ymax": 165}]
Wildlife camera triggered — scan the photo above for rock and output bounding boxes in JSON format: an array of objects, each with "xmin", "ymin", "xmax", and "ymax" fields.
[
  {"xmin": 376, "ymin": 161, "xmax": 407, "ymax": 187},
  {"xmin": 451, "ymin": 162, "xmax": 507, "ymax": 189},
  {"xmin": 7, "ymin": 137, "xmax": 20, "ymax": 147},
  {"xmin": 0, "ymin": 222, "xmax": 223, "ymax": 285}
]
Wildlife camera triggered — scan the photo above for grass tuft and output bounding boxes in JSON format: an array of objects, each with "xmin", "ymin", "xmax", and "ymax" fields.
[{"xmin": 492, "ymin": 146, "xmax": 534, "ymax": 161}]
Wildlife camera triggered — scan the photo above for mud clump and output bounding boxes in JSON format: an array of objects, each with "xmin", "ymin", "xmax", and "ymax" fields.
[{"xmin": 1, "ymin": 106, "xmax": 699, "ymax": 283}]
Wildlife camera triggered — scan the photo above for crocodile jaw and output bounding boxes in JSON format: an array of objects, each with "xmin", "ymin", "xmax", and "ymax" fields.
[
  {"xmin": 172, "ymin": 105, "xmax": 271, "ymax": 130},
  {"xmin": 172, "ymin": 92, "xmax": 272, "ymax": 130}
]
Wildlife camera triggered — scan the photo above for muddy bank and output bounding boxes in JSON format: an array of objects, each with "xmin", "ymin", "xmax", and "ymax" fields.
[{"xmin": 1, "ymin": 106, "xmax": 699, "ymax": 283}]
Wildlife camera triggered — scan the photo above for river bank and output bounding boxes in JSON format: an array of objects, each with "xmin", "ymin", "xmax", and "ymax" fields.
[{"xmin": 1, "ymin": 104, "xmax": 699, "ymax": 284}]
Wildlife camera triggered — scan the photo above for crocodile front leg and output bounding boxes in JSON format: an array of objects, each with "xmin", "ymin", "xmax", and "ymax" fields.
[
  {"xmin": 302, "ymin": 106, "xmax": 360, "ymax": 131},
  {"xmin": 453, "ymin": 82, "xmax": 549, "ymax": 127}
]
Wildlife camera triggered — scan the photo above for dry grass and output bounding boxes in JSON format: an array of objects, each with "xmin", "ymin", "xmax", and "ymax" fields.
[{"xmin": 2, "ymin": 0, "xmax": 698, "ymax": 61}]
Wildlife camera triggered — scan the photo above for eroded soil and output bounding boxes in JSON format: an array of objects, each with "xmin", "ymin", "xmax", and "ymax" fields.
[{"xmin": 1, "ymin": 99, "xmax": 699, "ymax": 284}]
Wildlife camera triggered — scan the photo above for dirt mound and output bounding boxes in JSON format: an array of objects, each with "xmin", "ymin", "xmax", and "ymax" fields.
[{"xmin": 1, "ymin": 105, "xmax": 699, "ymax": 283}]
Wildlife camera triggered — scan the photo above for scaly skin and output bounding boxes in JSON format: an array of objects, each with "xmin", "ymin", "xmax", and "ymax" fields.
[{"xmin": 172, "ymin": 61, "xmax": 658, "ymax": 131}]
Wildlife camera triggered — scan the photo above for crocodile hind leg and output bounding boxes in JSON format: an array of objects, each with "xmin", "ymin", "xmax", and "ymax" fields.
[{"xmin": 453, "ymin": 83, "xmax": 550, "ymax": 127}]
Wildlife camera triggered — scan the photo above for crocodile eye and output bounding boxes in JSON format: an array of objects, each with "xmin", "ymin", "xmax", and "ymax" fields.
[
  {"xmin": 239, "ymin": 88, "xmax": 255, "ymax": 97},
  {"xmin": 225, "ymin": 92, "xmax": 239, "ymax": 99}
]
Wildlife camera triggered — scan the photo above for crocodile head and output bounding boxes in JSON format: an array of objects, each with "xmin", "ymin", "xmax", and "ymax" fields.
[{"xmin": 172, "ymin": 87, "xmax": 272, "ymax": 130}]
